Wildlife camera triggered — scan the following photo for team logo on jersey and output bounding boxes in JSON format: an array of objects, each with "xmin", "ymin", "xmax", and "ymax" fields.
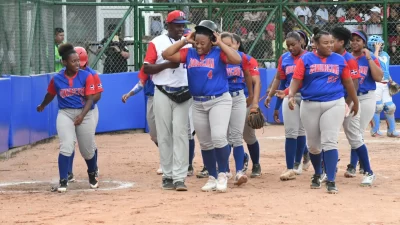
[
  {"xmin": 359, "ymin": 66, "xmax": 368, "ymax": 76},
  {"xmin": 188, "ymin": 58, "xmax": 214, "ymax": 69},
  {"xmin": 97, "ymin": 83, "xmax": 103, "ymax": 89},
  {"xmin": 60, "ymin": 88, "xmax": 85, "ymax": 98},
  {"xmin": 285, "ymin": 65, "xmax": 295, "ymax": 75},
  {"xmin": 253, "ymin": 67, "xmax": 258, "ymax": 71},
  {"xmin": 226, "ymin": 67, "xmax": 242, "ymax": 77},
  {"xmin": 309, "ymin": 64, "xmax": 339, "ymax": 75},
  {"xmin": 90, "ymin": 84, "xmax": 95, "ymax": 90}
]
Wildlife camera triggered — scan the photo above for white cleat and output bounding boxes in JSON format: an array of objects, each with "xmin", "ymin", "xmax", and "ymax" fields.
[
  {"xmin": 361, "ymin": 173, "xmax": 376, "ymax": 187},
  {"xmin": 157, "ymin": 167, "xmax": 163, "ymax": 175},
  {"xmin": 201, "ymin": 176, "xmax": 217, "ymax": 192},
  {"xmin": 293, "ymin": 162, "xmax": 303, "ymax": 175},
  {"xmin": 226, "ymin": 171, "xmax": 233, "ymax": 180},
  {"xmin": 216, "ymin": 172, "xmax": 228, "ymax": 193},
  {"xmin": 234, "ymin": 171, "xmax": 248, "ymax": 186}
]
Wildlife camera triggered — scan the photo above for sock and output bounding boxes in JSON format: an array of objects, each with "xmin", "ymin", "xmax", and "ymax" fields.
[
  {"xmin": 201, "ymin": 149, "xmax": 217, "ymax": 178},
  {"xmin": 285, "ymin": 138, "xmax": 297, "ymax": 169},
  {"xmin": 59, "ymin": 154, "xmax": 70, "ymax": 180},
  {"xmin": 215, "ymin": 145, "xmax": 231, "ymax": 173},
  {"xmin": 350, "ymin": 149, "xmax": 359, "ymax": 167},
  {"xmin": 189, "ymin": 139, "xmax": 195, "ymax": 165},
  {"xmin": 355, "ymin": 144, "xmax": 373, "ymax": 174},
  {"xmin": 233, "ymin": 145, "xmax": 245, "ymax": 172},
  {"xmin": 371, "ymin": 113, "xmax": 381, "ymax": 133},
  {"xmin": 94, "ymin": 149, "xmax": 98, "ymax": 164},
  {"xmin": 247, "ymin": 141, "xmax": 260, "ymax": 164},
  {"xmin": 295, "ymin": 136, "xmax": 306, "ymax": 163},
  {"xmin": 85, "ymin": 154, "xmax": 98, "ymax": 173},
  {"xmin": 309, "ymin": 152, "xmax": 322, "ymax": 175},
  {"xmin": 68, "ymin": 151, "xmax": 75, "ymax": 174},
  {"xmin": 226, "ymin": 146, "xmax": 232, "ymax": 172},
  {"xmin": 323, "ymin": 150, "xmax": 339, "ymax": 182}
]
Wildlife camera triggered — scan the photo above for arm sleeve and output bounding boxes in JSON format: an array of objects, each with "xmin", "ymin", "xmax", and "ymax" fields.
[
  {"xmin": 341, "ymin": 63, "xmax": 351, "ymax": 79},
  {"xmin": 277, "ymin": 56, "xmax": 286, "ymax": 80},
  {"xmin": 179, "ymin": 48, "xmax": 189, "ymax": 63},
  {"xmin": 292, "ymin": 58, "xmax": 305, "ymax": 80},
  {"xmin": 93, "ymin": 74, "xmax": 103, "ymax": 93},
  {"xmin": 347, "ymin": 59, "xmax": 361, "ymax": 79},
  {"xmin": 248, "ymin": 57, "xmax": 260, "ymax": 76},
  {"xmin": 143, "ymin": 42, "xmax": 157, "ymax": 64},
  {"xmin": 47, "ymin": 78, "xmax": 57, "ymax": 95},
  {"xmin": 274, "ymin": 79, "xmax": 286, "ymax": 110},
  {"xmin": 85, "ymin": 75, "xmax": 96, "ymax": 96}
]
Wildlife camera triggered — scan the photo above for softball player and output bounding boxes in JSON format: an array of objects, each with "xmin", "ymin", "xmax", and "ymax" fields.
[
  {"xmin": 368, "ymin": 35, "xmax": 399, "ymax": 137},
  {"xmin": 37, "ymin": 43, "xmax": 98, "ymax": 192},
  {"xmin": 162, "ymin": 20, "xmax": 242, "ymax": 192},
  {"xmin": 349, "ymin": 30, "xmax": 383, "ymax": 175},
  {"xmin": 66, "ymin": 47, "xmax": 103, "ymax": 182},
  {"xmin": 289, "ymin": 27, "xmax": 359, "ymax": 194},
  {"xmin": 265, "ymin": 31, "xmax": 308, "ymax": 181},
  {"xmin": 331, "ymin": 27, "xmax": 376, "ymax": 186}
]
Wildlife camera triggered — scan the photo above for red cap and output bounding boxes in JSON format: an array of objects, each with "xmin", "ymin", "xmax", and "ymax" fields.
[
  {"xmin": 166, "ymin": 10, "xmax": 190, "ymax": 24},
  {"xmin": 74, "ymin": 47, "xmax": 88, "ymax": 68}
]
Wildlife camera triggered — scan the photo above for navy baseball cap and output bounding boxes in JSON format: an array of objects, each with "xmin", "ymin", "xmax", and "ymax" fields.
[{"xmin": 166, "ymin": 10, "xmax": 190, "ymax": 24}]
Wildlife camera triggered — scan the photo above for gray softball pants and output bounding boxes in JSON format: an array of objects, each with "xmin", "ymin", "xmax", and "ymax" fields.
[
  {"xmin": 146, "ymin": 96, "xmax": 158, "ymax": 144},
  {"xmin": 283, "ymin": 93, "xmax": 306, "ymax": 139},
  {"xmin": 358, "ymin": 91, "xmax": 376, "ymax": 139},
  {"xmin": 228, "ymin": 90, "xmax": 246, "ymax": 147},
  {"xmin": 343, "ymin": 101, "xmax": 364, "ymax": 149}
]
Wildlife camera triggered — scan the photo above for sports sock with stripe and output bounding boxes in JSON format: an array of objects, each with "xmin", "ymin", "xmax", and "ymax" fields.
[
  {"xmin": 323, "ymin": 149, "xmax": 339, "ymax": 182},
  {"xmin": 350, "ymin": 149, "xmax": 359, "ymax": 168}
]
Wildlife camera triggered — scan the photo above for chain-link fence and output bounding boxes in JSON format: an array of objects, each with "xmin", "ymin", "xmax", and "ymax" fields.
[{"xmin": 1, "ymin": 0, "xmax": 400, "ymax": 76}]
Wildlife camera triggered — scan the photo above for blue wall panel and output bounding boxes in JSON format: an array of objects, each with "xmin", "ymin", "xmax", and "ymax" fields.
[
  {"xmin": 258, "ymin": 69, "xmax": 284, "ymax": 124},
  {"xmin": 96, "ymin": 72, "xmax": 146, "ymax": 133},
  {"xmin": 0, "ymin": 78, "xmax": 11, "ymax": 153},
  {"xmin": 47, "ymin": 73, "xmax": 59, "ymax": 137},
  {"xmin": 8, "ymin": 76, "xmax": 31, "ymax": 148},
  {"xmin": 30, "ymin": 74, "xmax": 51, "ymax": 143}
]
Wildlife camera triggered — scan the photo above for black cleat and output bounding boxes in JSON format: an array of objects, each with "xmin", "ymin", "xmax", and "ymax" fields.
[
  {"xmin": 243, "ymin": 153, "xmax": 249, "ymax": 173},
  {"xmin": 67, "ymin": 172, "xmax": 75, "ymax": 183},
  {"xmin": 196, "ymin": 167, "xmax": 209, "ymax": 178},
  {"xmin": 51, "ymin": 179, "xmax": 68, "ymax": 193},
  {"xmin": 88, "ymin": 169, "xmax": 99, "ymax": 189},
  {"xmin": 187, "ymin": 164, "xmax": 194, "ymax": 176},
  {"xmin": 326, "ymin": 181, "xmax": 338, "ymax": 194},
  {"xmin": 250, "ymin": 164, "xmax": 261, "ymax": 178},
  {"xmin": 344, "ymin": 164, "xmax": 356, "ymax": 178},
  {"xmin": 162, "ymin": 178, "xmax": 175, "ymax": 190},
  {"xmin": 310, "ymin": 174, "xmax": 322, "ymax": 189},
  {"xmin": 174, "ymin": 181, "xmax": 188, "ymax": 191}
]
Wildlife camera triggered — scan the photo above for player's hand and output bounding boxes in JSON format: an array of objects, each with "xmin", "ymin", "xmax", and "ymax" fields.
[
  {"xmin": 264, "ymin": 96, "xmax": 272, "ymax": 108},
  {"xmin": 122, "ymin": 92, "xmax": 133, "ymax": 103},
  {"xmin": 374, "ymin": 42, "xmax": 383, "ymax": 51},
  {"xmin": 275, "ymin": 90, "xmax": 286, "ymax": 99},
  {"xmin": 351, "ymin": 101, "xmax": 359, "ymax": 117},
  {"xmin": 186, "ymin": 32, "xmax": 196, "ymax": 45},
  {"xmin": 362, "ymin": 48, "xmax": 371, "ymax": 58},
  {"xmin": 167, "ymin": 61, "xmax": 180, "ymax": 69},
  {"xmin": 211, "ymin": 32, "xmax": 221, "ymax": 46},
  {"xmin": 36, "ymin": 105, "xmax": 45, "ymax": 112},
  {"xmin": 273, "ymin": 110, "xmax": 280, "ymax": 123},
  {"xmin": 74, "ymin": 114, "xmax": 84, "ymax": 126},
  {"xmin": 288, "ymin": 95, "xmax": 296, "ymax": 110}
]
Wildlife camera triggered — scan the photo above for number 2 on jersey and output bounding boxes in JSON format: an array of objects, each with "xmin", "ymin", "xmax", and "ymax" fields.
[{"xmin": 207, "ymin": 70, "xmax": 213, "ymax": 79}]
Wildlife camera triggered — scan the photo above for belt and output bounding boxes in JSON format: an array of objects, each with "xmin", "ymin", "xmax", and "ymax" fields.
[
  {"xmin": 162, "ymin": 86, "xmax": 187, "ymax": 92},
  {"xmin": 193, "ymin": 94, "xmax": 224, "ymax": 102},
  {"xmin": 357, "ymin": 91, "xmax": 369, "ymax": 96},
  {"xmin": 229, "ymin": 90, "xmax": 243, "ymax": 97}
]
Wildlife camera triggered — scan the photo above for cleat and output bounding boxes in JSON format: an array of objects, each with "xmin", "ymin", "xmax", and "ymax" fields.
[
  {"xmin": 371, "ymin": 130, "xmax": 383, "ymax": 137},
  {"xmin": 361, "ymin": 173, "xmax": 376, "ymax": 187},
  {"xmin": 51, "ymin": 179, "xmax": 68, "ymax": 193},
  {"xmin": 320, "ymin": 172, "xmax": 327, "ymax": 183},
  {"xmin": 310, "ymin": 174, "xmax": 322, "ymax": 189},
  {"xmin": 280, "ymin": 169, "xmax": 296, "ymax": 181},
  {"xmin": 216, "ymin": 173, "xmax": 228, "ymax": 193},
  {"xmin": 226, "ymin": 171, "xmax": 233, "ymax": 180},
  {"xmin": 293, "ymin": 162, "xmax": 303, "ymax": 175},
  {"xmin": 344, "ymin": 164, "xmax": 357, "ymax": 178},
  {"xmin": 157, "ymin": 166, "xmax": 163, "ymax": 175},
  {"xmin": 162, "ymin": 178, "xmax": 175, "ymax": 190},
  {"xmin": 174, "ymin": 181, "xmax": 188, "ymax": 191},
  {"xmin": 67, "ymin": 173, "xmax": 76, "ymax": 183},
  {"xmin": 196, "ymin": 167, "xmax": 209, "ymax": 178},
  {"xmin": 187, "ymin": 164, "xmax": 194, "ymax": 176},
  {"xmin": 326, "ymin": 181, "xmax": 338, "ymax": 194},
  {"xmin": 201, "ymin": 176, "xmax": 217, "ymax": 192},
  {"xmin": 242, "ymin": 153, "xmax": 249, "ymax": 173},
  {"xmin": 250, "ymin": 164, "xmax": 262, "ymax": 178},
  {"xmin": 88, "ymin": 169, "xmax": 99, "ymax": 189},
  {"xmin": 387, "ymin": 131, "xmax": 400, "ymax": 137},
  {"xmin": 234, "ymin": 171, "xmax": 248, "ymax": 186}
]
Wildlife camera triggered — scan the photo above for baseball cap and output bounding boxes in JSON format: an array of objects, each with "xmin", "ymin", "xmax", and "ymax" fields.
[
  {"xmin": 183, "ymin": 28, "xmax": 191, "ymax": 37},
  {"xmin": 370, "ymin": 6, "xmax": 381, "ymax": 14},
  {"xmin": 166, "ymin": 10, "xmax": 190, "ymax": 24}
]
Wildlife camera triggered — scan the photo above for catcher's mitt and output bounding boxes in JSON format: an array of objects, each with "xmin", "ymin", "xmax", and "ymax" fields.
[
  {"xmin": 247, "ymin": 107, "xmax": 265, "ymax": 129},
  {"xmin": 389, "ymin": 81, "xmax": 400, "ymax": 96}
]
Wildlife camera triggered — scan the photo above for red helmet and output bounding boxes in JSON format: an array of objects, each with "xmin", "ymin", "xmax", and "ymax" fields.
[{"xmin": 74, "ymin": 47, "xmax": 88, "ymax": 68}]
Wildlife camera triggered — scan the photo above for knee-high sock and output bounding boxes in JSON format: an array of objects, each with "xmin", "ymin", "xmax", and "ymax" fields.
[
  {"xmin": 201, "ymin": 149, "xmax": 217, "ymax": 178},
  {"xmin": 371, "ymin": 113, "xmax": 381, "ymax": 133},
  {"xmin": 285, "ymin": 138, "xmax": 297, "ymax": 169},
  {"xmin": 303, "ymin": 146, "xmax": 309, "ymax": 155},
  {"xmin": 233, "ymin": 145, "xmax": 245, "ymax": 172},
  {"xmin": 309, "ymin": 152, "xmax": 322, "ymax": 175},
  {"xmin": 226, "ymin": 146, "xmax": 232, "ymax": 172},
  {"xmin": 68, "ymin": 151, "xmax": 75, "ymax": 174},
  {"xmin": 247, "ymin": 141, "xmax": 260, "ymax": 164},
  {"xmin": 323, "ymin": 150, "xmax": 339, "ymax": 182},
  {"xmin": 189, "ymin": 139, "xmax": 195, "ymax": 165},
  {"xmin": 59, "ymin": 154, "xmax": 70, "ymax": 180},
  {"xmin": 85, "ymin": 155, "xmax": 98, "ymax": 173},
  {"xmin": 295, "ymin": 136, "xmax": 306, "ymax": 163},
  {"xmin": 94, "ymin": 149, "xmax": 98, "ymax": 165},
  {"xmin": 355, "ymin": 144, "xmax": 373, "ymax": 174},
  {"xmin": 386, "ymin": 113, "xmax": 398, "ymax": 134},
  {"xmin": 350, "ymin": 149, "xmax": 359, "ymax": 167},
  {"xmin": 215, "ymin": 145, "xmax": 231, "ymax": 173}
]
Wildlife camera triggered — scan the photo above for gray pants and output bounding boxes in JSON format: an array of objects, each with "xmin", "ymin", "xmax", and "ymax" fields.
[
  {"xmin": 283, "ymin": 93, "xmax": 306, "ymax": 139},
  {"xmin": 343, "ymin": 101, "xmax": 364, "ymax": 149},
  {"xmin": 154, "ymin": 88, "xmax": 191, "ymax": 182},
  {"xmin": 193, "ymin": 92, "xmax": 232, "ymax": 150},
  {"xmin": 300, "ymin": 98, "xmax": 345, "ymax": 154},
  {"xmin": 228, "ymin": 90, "xmax": 246, "ymax": 147},
  {"xmin": 243, "ymin": 105, "xmax": 258, "ymax": 145},
  {"xmin": 146, "ymin": 96, "xmax": 158, "ymax": 143},
  {"xmin": 358, "ymin": 91, "xmax": 376, "ymax": 139},
  {"xmin": 57, "ymin": 109, "xmax": 96, "ymax": 160}
]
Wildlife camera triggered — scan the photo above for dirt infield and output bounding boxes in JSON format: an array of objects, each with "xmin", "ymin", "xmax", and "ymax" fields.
[{"xmin": 1, "ymin": 124, "xmax": 400, "ymax": 225}]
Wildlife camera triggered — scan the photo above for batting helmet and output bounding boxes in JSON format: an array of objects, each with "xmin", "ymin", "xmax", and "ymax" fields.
[
  {"xmin": 367, "ymin": 35, "xmax": 384, "ymax": 52},
  {"xmin": 74, "ymin": 46, "xmax": 88, "ymax": 68},
  {"xmin": 195, "ymin": 20, "xmax": 218, "ymax": 33}
]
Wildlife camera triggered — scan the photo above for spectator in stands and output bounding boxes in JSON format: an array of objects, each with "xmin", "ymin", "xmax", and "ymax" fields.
[
  {"xmin": 230, "ymin": 19, "xmax": 248, "ymax": 38},
  {"xmin": 294, "ymin": 0, "xmax": 312, "ymax": 25},
  {"xmin": 293, "ymin": 15, "xmax": 306, "ymax": 31},
  {"xmin": 366, "ymin": 6, "xmax": 383, "ymax": 36},
  {"xmin": 243, "ymin": 0, "xmax": 266, "ymax": 40},
  {"xmin": 339, "ymin": 6, "xmax": 363, "ymax": 31},
  {"xmin": 335, "ymin": 1, "xmax": 346, "ymax": 19},
  {"xmin": 388, "ymin": 8, "xmax": 400, "ymax": 42},
  {"xmin": 151, "ymin": 17, "xmax": 163, "ymax": 36},
  {"xmin": 100, "ymin": 24, "xmax": 129, "ymax": 74},
  {"xmin": 54, "ymin": 28, "xmax": 64, "ymax": 72},
  {"xmin": 322, "ymin": 14, "xmax": 337, "ymax": 32},
  {"xmin": 315, "ymin": 4, "xmax": 329, "ymax": 26}
]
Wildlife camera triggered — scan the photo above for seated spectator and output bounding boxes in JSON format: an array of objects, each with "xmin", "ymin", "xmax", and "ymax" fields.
[
  {"xmin": 294, "ymin": 15, "xmax": 306, "ymax": 30},
  {"xmin": 315, "ymin": 4, "xmax": 329, "ymax": 26},
  {"xmin": 322, "ymin": 14, "xmax": 337, "ymax": 32},
  {"xmin": 294, "ymin": 1, "xmax": 312, "ymax": 25},
  {"xmin": 389, "ymin": 24, "xmax": 400, "ymax": 45},
  {"xmin": 229, "ymin": 19, "xmax": 248, "ymax": 38},
  {"xmin": 335, "ymin": 2, "xmax": 346, "ymax": 19},
  {"xmin": 366, "ymin": 6, "xmax": 383, "ymax": 36},
  {"xmin": 339, "ymin": 6, "xmax": 363, "ymax": 31}
]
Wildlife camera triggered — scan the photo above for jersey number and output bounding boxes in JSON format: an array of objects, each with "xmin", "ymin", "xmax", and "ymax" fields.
[
  {"xmin": 327, "ymin": 76, "xmax": 339, "ymax": 84},
  {"xmin": 359, "ymin": 76, "xmax": 366, "ymax": 84},
  {"xmin": 207, "ymin": 70, "xmax": 213, "ymax": 79}
]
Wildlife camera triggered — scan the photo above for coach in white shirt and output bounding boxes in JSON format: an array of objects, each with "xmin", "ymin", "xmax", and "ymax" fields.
[
  {"xmin": 366, "ymin": 6, "xmax": 383, "ymax": 36},
  {"xmin": 143, "ymin": 10, "xmax": 192, "ymax": 191}
]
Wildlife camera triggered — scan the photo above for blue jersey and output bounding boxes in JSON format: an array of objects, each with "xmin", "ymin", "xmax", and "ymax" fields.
[
  {"xmin": 227, "ymin": 52, "xmax": 250, "ymax": 92},
  {"xmin": 144, "ymin": 75, "xmax": 155, "ymax": 96},
  {"xmin": 377, "ymin": 51, "xmax": 391, "ymax": 81},
  {"xmin": 294, "ymin": 52, "xmax": 350, "ymax": 102},
  {"xmin": 355, "ymin": 54, "xmax": 380, "ymax": 93},
  {"xmin": 278, "ymin": 51, "xmax": 307, "ymax": 88},
  {"xmin": 180, "ymin": 47, "xmax": 230, "ymax": 96},
  {"xmin": 48, "ymin": 69, "xmax": 96, "ymax": 109}
]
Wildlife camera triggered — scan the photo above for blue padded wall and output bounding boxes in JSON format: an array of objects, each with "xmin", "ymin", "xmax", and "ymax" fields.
[
  {"xmin": 30, "ymin": 74, "xmax": 51, "ymax": 143},
  {"xmin": 47, "ymin": 73, "xmax": 59, "ymax": 137},
  {"xmin": 0, "ymin": 78, "xmax": 12, "ymax": 153}
]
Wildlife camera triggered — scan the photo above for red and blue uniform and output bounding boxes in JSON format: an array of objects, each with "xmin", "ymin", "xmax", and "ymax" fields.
[
  {"xmin": 354, "ymin": 54, "xmax": 380, "ymax": 95},
  {"xmin": 243, "ymin": 56, "xmax": 260, "ymax": 97},
  {"xmin": 48, "ymin": 69, "xmax": 96, "ymax": 109},
  {"xmin": 179, "ymin": 47, "xmax": 230, "ymax": 96},
  {"xmin": 279, "ymin": 51, "xmax": 307, "ymax": 88},
  {"xmin": 341, "ymin": 51, "xmax": 361, "ymax": 96},
  {"xmin": 84, "ymin": 66, "xmax": 103, "ymax": 96},
  {"xmin": 227, "ymin": 52, "xmax": 250, "ymax": 92},
  {"xmin": 293, "ymin": 52, "xmax": 351, "ymax": 102}
]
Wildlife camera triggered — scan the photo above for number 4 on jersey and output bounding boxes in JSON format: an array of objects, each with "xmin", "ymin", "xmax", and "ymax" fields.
[{"xmin": 207, "ymin": 70, "xmax": 213, "ymax": 79}]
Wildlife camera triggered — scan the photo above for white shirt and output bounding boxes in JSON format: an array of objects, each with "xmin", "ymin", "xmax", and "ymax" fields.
[
  {"xmin": 144, "ymin": 35, "xmax": 190, "ymax": 87},
  {"xmin": 336, "ymin": 7, "xmax": 346, "ymax": 18},
  {"xmin": 344, "ymin": 19, "xmax": 360, "ymax": 32},
  {"xmin": 315, "ymin": 8, "xmax": 328, "ymax": 24},
  {"xmin": 294, "ymin": 6, "xmax": 312, "ymax": 24},
  {"xmin": 367, "ymin": 24, "xmax": 383, "ymax": 36}
]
